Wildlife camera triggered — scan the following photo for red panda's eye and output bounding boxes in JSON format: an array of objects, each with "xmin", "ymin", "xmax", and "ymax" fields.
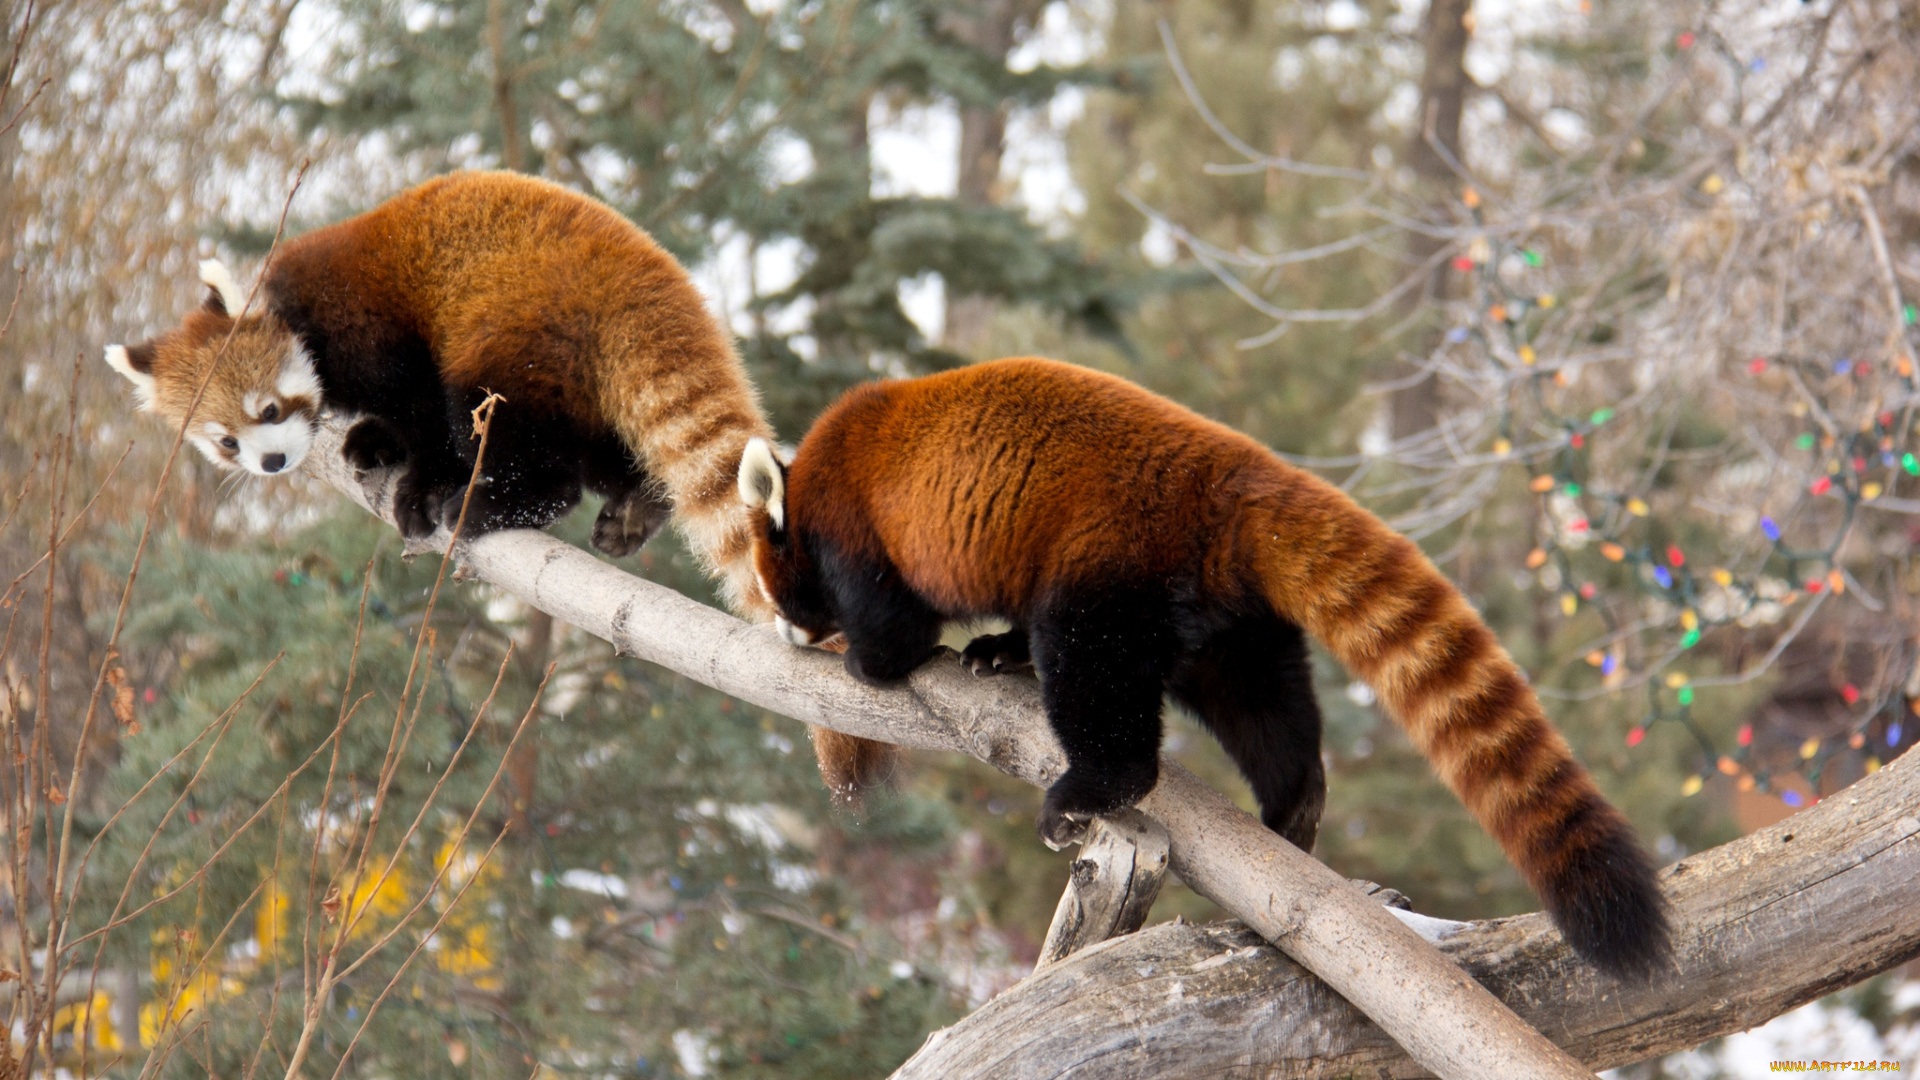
[
  {"xmin": 219, "ymin": 436, "xmax": 239, "ymax": 451},
  {"xmin": 261, "ymin": 403, "xmax": 279, "ymax": 423}
]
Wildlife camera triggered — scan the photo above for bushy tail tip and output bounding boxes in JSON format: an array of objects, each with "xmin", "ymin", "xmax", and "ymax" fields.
[
  {"xmin": 1539, "ymin": 810, "xmax": 1672, "ymax": 981},
  {"xmin": 812, "ymin": 727, "xmax": 898, "ymax": 803}
]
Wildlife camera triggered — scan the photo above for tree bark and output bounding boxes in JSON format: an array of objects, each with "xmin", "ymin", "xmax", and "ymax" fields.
[
  {"xmin": 898, "ymin": 751, "xmax": 1920, "ymax": 1078},
  {"xmin": 487, "ymin": 0, "xmax": 525, "ymax": 172},
  {"xmin": 1033, "ymin": 810, "xmax": 1168, "ymax": 971},
  {"xmin": 505, "ymin": 609, "xmax": 551, "ymax": 839},
  {"xmin": 939, "ymin": 0, "xmax": 1044, "ymax": 353},
  {"xmin": 307, "ymin": 416, "xmax": 1596, "ymax": 1080},
  {"xmin": 1391, "ymin": 0, "xmax": 1473, "ymax": 440}
]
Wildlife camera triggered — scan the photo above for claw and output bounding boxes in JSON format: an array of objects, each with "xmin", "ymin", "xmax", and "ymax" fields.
[{"xmin": 1037, "ymin": 809, "xmax": 1093, "ymax": 851}]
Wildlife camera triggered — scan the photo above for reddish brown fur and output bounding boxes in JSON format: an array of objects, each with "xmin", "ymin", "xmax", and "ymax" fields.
[
  {"xmin": 266, "ymin": 172, "xmax": 774, "ymax": 560},
  {"xmin": 122, "ymin": 172, "xmax": 893, "ymax": 795},
  {"xmin": 756, "ymin": 358, "xmax": 1667, "ymax": 970}
]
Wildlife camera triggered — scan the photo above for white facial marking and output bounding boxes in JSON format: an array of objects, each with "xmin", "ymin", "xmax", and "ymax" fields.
[
  {"xmin": 103, "ymin": 345, "xmax": 157, "ymax": 409},
  {"xmin": 737, "ymin": 437, "xmax": 785, "ymax": 528},
  {"xmin": 188, "ymin": 434, "xmax": 227, "ymax": 468},
  {"xmin": 756, "ymin": 569, "xmax": 775, "ymax": 607},
  {"xmin": 187, "ymin": 416, "xmax": 311, "ymax": 476},
  {"xmin": 191, "ymin": 422, "xmax": 235, "ymax": 468},
  {"xmin": 276, "ymin": 343, "xmax": 321, "ymax": 401},
  {"xmin": 198, "ymin": 259, "xmax": 246, "ymax": 315},
  {"xmin": 237, "ymin": 416, "xmax": 315, "ymax": 475},
  {"xmin": 775, "ymin": 616, "xmax": 814, "ymax": 648}
]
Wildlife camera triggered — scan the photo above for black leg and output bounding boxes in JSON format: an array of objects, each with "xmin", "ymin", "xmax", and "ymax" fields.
[
  {"xmin": 590, "ymin": 482, "xmax": 672, "ymax": 558},
  {"xmin": 818, "ymin": 543, "xmax": 943, "ymax": 686},
  {"xmin": 344, "ymin": 413, "xmax": 440, "ymax": 540},
  {"xmin": 434, "ymin": 392, "xmax": 586, "ymax": 535},
  {"xmin": 961, "ymin": 629, "xmax": 1030, "ymax": 676},
  {"xmin": 1169, "ymin": 614, "xmax": 1326, "ymax": 851},
  {"xmin": 582, "ymin": 434, "xmax": 671, "ymax": 558},
  {"xmin": 1029, "ymin": 591, "xmax": 1174, "ymax": 849},
  {"xmin": 342, "ymin": 416, "xmax": 410, "ymax": 472},
  {"xmin": 383, "ymin": 422, "xmax": 467, "ymax": 542}
]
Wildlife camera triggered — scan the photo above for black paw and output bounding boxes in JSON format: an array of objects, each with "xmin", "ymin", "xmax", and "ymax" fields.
[
  {"xmin": 1350, "ymin": 880, "xmax": 1414, "ymax": 910},
  {"xmin": 1036, "ymin": 762, "xmax": 1158, "ymax": 851},
  {"xmin": 393, "ymin": 486, "xmax": 440, "ymax": 540},
  {"xmin": 433, "ymin": 480, "xmax": 582, "ymax": 538},
  {"xmin": 592, "ymin": 485, "xmax": 672, "ymax": 558},
  {"xmin": 422, "ymin": 485, "xmax": 462, "ymax": 529},
  {"xmin": 962, "ymin": 630, "xmax": 1031, "ymax": 676},
  {"xmin": 1264, "ymin": 789, "xmax": 1325, "ymax": 853},
  {"xmin": 430, "ymin": 483, "xmax": 500, "ymax": 534},
  {"xmin": 843, "ymin": 645, "xmax": 935, "ymax": 687},
  {"xmin": 1035, "ymin": 802, "xmax": 1095, "ymax": 851},
  {"xmin": 342, "ymin": 418, "xmax": 409, "ymax": 473}
]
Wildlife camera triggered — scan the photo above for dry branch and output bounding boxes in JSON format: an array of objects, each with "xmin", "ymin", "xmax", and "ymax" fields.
[
  {"xmin": 897, "ymin": 749, "xmax": 1920, "ymax": 1078},
  {"xmin": 1034, "ymin": 810, "xmax": 1168, "ymax": 972},
  {"xmin": 307, "ymin": 418, "xmax": 1596, "ymax": 1080}
]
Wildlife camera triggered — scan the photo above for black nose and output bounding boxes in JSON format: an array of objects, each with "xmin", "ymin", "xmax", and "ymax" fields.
[{"xmin": 261, "ymin": 453, "xmax": 287, "ymax": 473}]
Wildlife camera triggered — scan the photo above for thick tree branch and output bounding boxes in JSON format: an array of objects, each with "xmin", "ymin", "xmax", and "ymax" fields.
[
  {"xmin": 898, "ymin": 750, "xmax": 1920, "ymax": 1078},
  {"xmin": 307, "ymin": 417, "xmax": 1600, "ymax": 1080}
]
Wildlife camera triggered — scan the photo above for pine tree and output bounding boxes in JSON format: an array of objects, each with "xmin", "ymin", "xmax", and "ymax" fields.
[
  {"xmin": 80, "ymin": 508, "xmax": 984, "ymax": 1075},
  {"xmin": 272, "ymin": 0, "xmax": 1135, "ymax": 437}
]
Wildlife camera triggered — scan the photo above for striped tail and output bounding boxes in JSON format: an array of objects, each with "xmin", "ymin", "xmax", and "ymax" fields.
[
  {"xmin": 1250, "ymin": 464, "xmax": 1670, "ymax": 979},
  {"xmin": 598, "ymin": 318, "xmax": 895, "ymax": 798}
]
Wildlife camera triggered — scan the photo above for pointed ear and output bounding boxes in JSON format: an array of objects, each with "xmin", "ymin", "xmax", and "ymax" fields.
[
  {"xmin": 104, "ymin": 342, "xmax": 158, "ymax": 409},
  {"xmin": 737, "ymin": 437, "xmax": 786, "ymax": 529},
  {"xmin": 198, "ymin": 258, "xmax": 245, "ymax": 317}
]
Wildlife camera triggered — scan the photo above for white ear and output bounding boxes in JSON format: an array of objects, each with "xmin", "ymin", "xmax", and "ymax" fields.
[
  {"xmin": 737, "ymin": 437, "xmax": 785, "ymax": 529},
  {"xmin": 103, "ymin": 344, "xmax": 157, "ymax": 410},
  {"xmin": 199, "ymin": 258, "xmax": 246, "ymax": 316}
]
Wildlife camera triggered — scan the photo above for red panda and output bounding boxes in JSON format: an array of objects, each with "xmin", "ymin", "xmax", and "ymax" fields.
[
  {"xmin": 104, "ymin": 170, "xmax": 889, "ymax": 795},
  {"xmin": 738, "ymin": 357, "xmax": 1671, "ymax": 979}
]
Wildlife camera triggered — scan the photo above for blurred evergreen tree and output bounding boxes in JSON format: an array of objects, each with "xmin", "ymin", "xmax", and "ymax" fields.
[
  {"xmin": 1053, "ymin": 0, "xmax": 1403, "ymax": 451},
  {"xmin": 79, "ymin": 510, "xmax": 983, "ymax": 1076},
  {"xmin": 272, "ymin": 0, "xmax": 1138, "ymax": 436}
]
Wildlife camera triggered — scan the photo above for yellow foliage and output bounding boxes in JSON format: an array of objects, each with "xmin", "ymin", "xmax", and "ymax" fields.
[
  {"xmin": 256, "ymin": 879, "xmax": 290, "ymax": 961},
  {"xmin": 140, "ymin": 970, "xmax": 242, "ymax": 1048},
  {"xmin": 52, "ymin": 992, "xmax": 122, "ymax": 1052}
]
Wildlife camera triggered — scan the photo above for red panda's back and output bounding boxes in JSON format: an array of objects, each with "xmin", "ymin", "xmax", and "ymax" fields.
[
  {"xmin": 295, "ymin": 171, "xmax": 729, "ymax": 430},
  {"xmin": 793, "ymin": 358, "xmax": 1273, "ymax": 616}
]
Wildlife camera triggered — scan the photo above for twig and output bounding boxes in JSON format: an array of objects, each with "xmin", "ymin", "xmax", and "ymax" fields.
[{"xmin": 1157, "ymin": 19, "xmax": 1370, "ymax": 181}]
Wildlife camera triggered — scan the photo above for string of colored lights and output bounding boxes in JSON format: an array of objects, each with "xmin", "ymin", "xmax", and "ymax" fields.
[{"xmin": 1443, "ymin": 183, "xmax": 1915, "ymax": 810}]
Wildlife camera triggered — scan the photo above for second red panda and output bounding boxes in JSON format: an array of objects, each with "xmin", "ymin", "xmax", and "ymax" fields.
[
  {"xmin": 104, "ymin": 170, "xmax": 889, "ymax": 795},
  {"xmin": 739, "ymin": 357, "xmax": 1670, "ymax": 979}
]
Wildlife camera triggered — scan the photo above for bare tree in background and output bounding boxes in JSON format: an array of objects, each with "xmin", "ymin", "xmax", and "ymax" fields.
[
  {"xmin": 1136, "ymin": 0, "xmax": 1920, "ymax": 814},
  {"xmin": 941, "ymin": 0, "xmax": 1050, "ymax": 353},
  {"xmin": 1393, "ymin": 0, "xmax": 1472, "ymax": 439}
]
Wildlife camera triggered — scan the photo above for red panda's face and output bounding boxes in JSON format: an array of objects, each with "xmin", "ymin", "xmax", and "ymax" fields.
[
  {"xmin": 737, "ymin": 438, "xmax": 838, "ymax": 646},
  {"xmin": 105, "ymin": 260, "xmax": 322, "ymax": 477}
]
